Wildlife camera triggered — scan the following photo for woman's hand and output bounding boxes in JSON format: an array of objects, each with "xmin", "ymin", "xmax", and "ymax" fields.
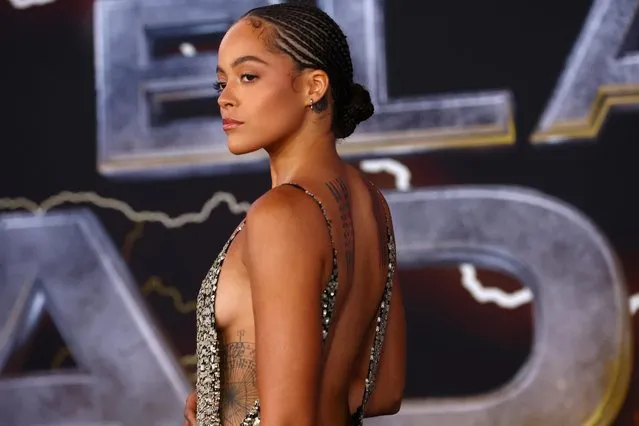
[{"xmin": 183, "ymin": 392, "xmax": 197, "ymax": 426}]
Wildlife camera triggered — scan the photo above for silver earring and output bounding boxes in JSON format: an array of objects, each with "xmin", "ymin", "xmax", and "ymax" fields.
[{"xmin": 309, "ymin": 99, "xmax": 315, "ymax": 111}]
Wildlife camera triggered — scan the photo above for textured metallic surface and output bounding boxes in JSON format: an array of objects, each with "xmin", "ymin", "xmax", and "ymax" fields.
[
  {"xmin": 94, "ymin": 0, "xmax": 513, "ymax": 178},
  {"xmin": 0, "ymin": 210, "xmax": 191, "ymax": 426},
  {"xmin": 0, "ymin": 187, "xmax": 631, "ymax": 423},
  {"xmin": 365, "ymin": 186, "xmax": 631, "ymax": 425},
  {"xmin": 534, "ymin": 0, "xmax": 639, "ymax": 139},
  {"xmin": 318, "ymin": 0, "xmax": 512, "ymax": 140},
  {"xmin": 94, "ymin": 0, "xmax": 278, "ymax": 178}
]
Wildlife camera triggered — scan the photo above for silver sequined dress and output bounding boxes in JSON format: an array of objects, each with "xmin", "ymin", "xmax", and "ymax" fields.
[{"xmin": 195, "ymin": 183, "xmax": 396, "ymax": 426}]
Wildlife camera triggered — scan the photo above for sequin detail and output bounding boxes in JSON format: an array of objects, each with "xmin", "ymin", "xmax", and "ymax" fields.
[
  {"xmin": 349, "ymin": 182, "xmax": 397, "ymax": 425},
  {"xmin": 196, "ymin": 183, "xmax": 341, "ymax": 425},
  {"xmin": 196, "ymin": 220, "xmax": 245, "ymax": 426},
  {"xmin": 352, "ymin": 212, "xmax": 396, "ymax": 425}
]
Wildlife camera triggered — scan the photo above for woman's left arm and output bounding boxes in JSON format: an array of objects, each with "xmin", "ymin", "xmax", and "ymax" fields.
[{"xmin": 243, "ymin": 188, "xmax": 330, "ymax": 426}]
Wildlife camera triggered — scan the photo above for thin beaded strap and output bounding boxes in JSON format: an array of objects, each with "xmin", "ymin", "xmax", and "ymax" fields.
[
  {"xmin": 354, "ymin": 183, "xmax": 397, "ymax": 424},
  {"xmin": 282, "ymin": 182, "xmax": 337, "ymax": 249},
  {"xmin": 282, "ymin": 182, "xmax": 340, "ymax": 341}
]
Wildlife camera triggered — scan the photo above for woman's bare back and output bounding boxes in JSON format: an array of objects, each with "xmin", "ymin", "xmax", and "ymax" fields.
[{"xmin": 203, "ymin": 164, "xmax": 405, "ymax": 425}]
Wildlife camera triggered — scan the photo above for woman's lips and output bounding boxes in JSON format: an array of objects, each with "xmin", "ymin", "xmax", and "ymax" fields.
[{"xmin": 222, "ymin": 118, "xmax": 244, "ymax": 131}]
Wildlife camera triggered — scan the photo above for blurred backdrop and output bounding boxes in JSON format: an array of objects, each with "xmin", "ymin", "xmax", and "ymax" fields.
[{"xmin": 1, "ymin": 0, "xmax": 638, "ymax": 424}]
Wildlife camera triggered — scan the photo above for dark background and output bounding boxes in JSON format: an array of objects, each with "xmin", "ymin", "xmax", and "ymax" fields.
[{"xmin": 1, "ymin": 0, "xmax": 638, "ymax": 423}]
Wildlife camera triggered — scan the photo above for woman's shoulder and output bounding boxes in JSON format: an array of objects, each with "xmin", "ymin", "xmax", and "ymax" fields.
[
  {"xmin": 249, "ymin": 183, "xmax": 318, "ymax": 216},
  {"xmin": 241, "ymin": 185, "xmax": 331, "ymax": 282},
  {"xmin": 245, "ymin": 184, "xmax": 330, "ymax": 239}
]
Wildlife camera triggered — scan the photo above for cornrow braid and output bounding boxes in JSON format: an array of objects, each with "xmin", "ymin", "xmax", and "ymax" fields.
[{"xmin": 242, "ymin": 2, "xmax": 374, "ymax": 139}]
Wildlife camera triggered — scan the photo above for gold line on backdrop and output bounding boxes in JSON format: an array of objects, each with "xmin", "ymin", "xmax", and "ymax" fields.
[
  {"xmin": 531, "ymin": 84, "xmax": 639, "ymax": 143},
  {"xmin": 99, "ymin": 115, "xmax": 517, "ymax": 176}
]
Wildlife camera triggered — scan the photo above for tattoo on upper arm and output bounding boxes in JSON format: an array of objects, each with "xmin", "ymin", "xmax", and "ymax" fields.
[
  {"xmin": 219, "ymin": 330, "xmax": 258, "ymax": 424},
  {"xmin": 326, "ymin": 177, "xmax": 354, "ymax": 279}
]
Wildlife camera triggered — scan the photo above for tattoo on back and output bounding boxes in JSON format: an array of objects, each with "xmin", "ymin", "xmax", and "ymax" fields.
[
  {"xmin": 367, "ymin": 182, "xmax": 390, "ymax": 269},
  {"xmin": 219, "ymin": 330, "xmax": 258, "ymax": 424},
  {"xmin": 326, "ymin": 177, "xmax": 355, "ymax": 279}
]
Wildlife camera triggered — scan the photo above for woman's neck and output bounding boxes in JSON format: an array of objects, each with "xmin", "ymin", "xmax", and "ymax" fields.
[{"xmin": 267, "ymin": 132, "xmax": 341, "ymax": 188}]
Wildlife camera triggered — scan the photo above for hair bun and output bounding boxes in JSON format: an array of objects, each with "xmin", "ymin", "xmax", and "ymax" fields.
[
  {"xmin": 336, "ymin": 83, "xmax": 374, "ymax": 138},
  {"xmin": 347, "ymin": 83, "xmax": 374, "ymax": 124}
]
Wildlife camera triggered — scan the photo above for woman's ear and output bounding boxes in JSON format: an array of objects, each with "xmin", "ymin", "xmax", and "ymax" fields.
[{"xmin": 305, "ymin": 69, "xmax": 330, "ymax": 102}]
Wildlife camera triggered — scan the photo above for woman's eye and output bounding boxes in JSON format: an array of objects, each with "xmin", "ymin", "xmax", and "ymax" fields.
[
  {"xmin": 213, "ymin": 81, "xmax": 226, "ymax": 92},
  {"xmin": 241, "ymin": 74, "xmax": 258, "ymax": 83}
]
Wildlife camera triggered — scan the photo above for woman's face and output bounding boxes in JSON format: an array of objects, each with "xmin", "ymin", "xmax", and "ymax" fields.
[{"xmin": 216, "ymin": 19, "xmax": 309, "ymax": 155}]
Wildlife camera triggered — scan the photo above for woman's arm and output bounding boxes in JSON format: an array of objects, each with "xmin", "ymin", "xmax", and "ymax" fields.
[
  {"xmin": 183, "ymin": 391, "xmax": 196, "ymax": 426},
  {"xmin": 243, "ymin": 187, "xmax": 330, "ymax": 426}
]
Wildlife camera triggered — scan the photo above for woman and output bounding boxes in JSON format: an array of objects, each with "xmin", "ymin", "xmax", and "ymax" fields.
[{"xmin": 184, "ymin": 3, "xmax": 406, "ymax": 425}]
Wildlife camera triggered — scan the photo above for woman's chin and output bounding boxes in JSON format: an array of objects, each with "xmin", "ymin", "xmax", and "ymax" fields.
[{"xmin": 227, "ymin": 137, "xmax": 260, "ymax": 155}]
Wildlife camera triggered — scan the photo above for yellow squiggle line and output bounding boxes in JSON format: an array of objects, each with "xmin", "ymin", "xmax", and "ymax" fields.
[
  {"xmin": 0, "ymin": 190, "xmax": 245, "ymax": 371},
  {"xmin": 0, "ymin": 190, "xmax": 250, "ymax": 228},
  {"xmin": 50, "ymin": 346, "xmax": 71, "ymax": 370},
  {"xmin": 142, "ymin": 276, "xmax": 196, "ymax": 314},
  {"xmin": 180, "ymin": 353, "xmax": 197, "ymax": 367},
  {"xmin": 121, "ymin": 227, "xmax": 197, "ymax": 317},
  {"xmin": 122, "ymin": 223, "xmax": 145, "ymax": 262}
]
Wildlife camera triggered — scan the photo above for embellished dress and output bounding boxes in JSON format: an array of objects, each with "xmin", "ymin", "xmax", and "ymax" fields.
[{"xmin": 196, "ymin": 183, "xmax": 396, "ymax": 426}]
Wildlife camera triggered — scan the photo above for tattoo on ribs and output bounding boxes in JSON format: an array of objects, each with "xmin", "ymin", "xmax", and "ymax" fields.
[
  {"xmin": 326, "ymin": 177, "xmax": 355, "ymax": 279},
  {"xmin": 219, "ymin": 330, "xmax": 258, "ymax": 424}
]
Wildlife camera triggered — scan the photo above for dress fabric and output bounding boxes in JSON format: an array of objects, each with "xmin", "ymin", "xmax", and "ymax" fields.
[{"xmin": 195, "ymin": 182, "xmax": 396, "ymax": 425}]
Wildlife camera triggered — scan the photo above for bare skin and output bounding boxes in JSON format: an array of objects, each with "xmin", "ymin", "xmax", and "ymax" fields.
[{"xmin": 184, "ymin": 17, "xmax": 406, "ymax": 426}]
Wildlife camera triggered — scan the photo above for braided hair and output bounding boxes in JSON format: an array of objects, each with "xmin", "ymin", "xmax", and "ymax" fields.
[{"xmin": 242, "ymin": 2, "xmax": 374, "ymax": 139}]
